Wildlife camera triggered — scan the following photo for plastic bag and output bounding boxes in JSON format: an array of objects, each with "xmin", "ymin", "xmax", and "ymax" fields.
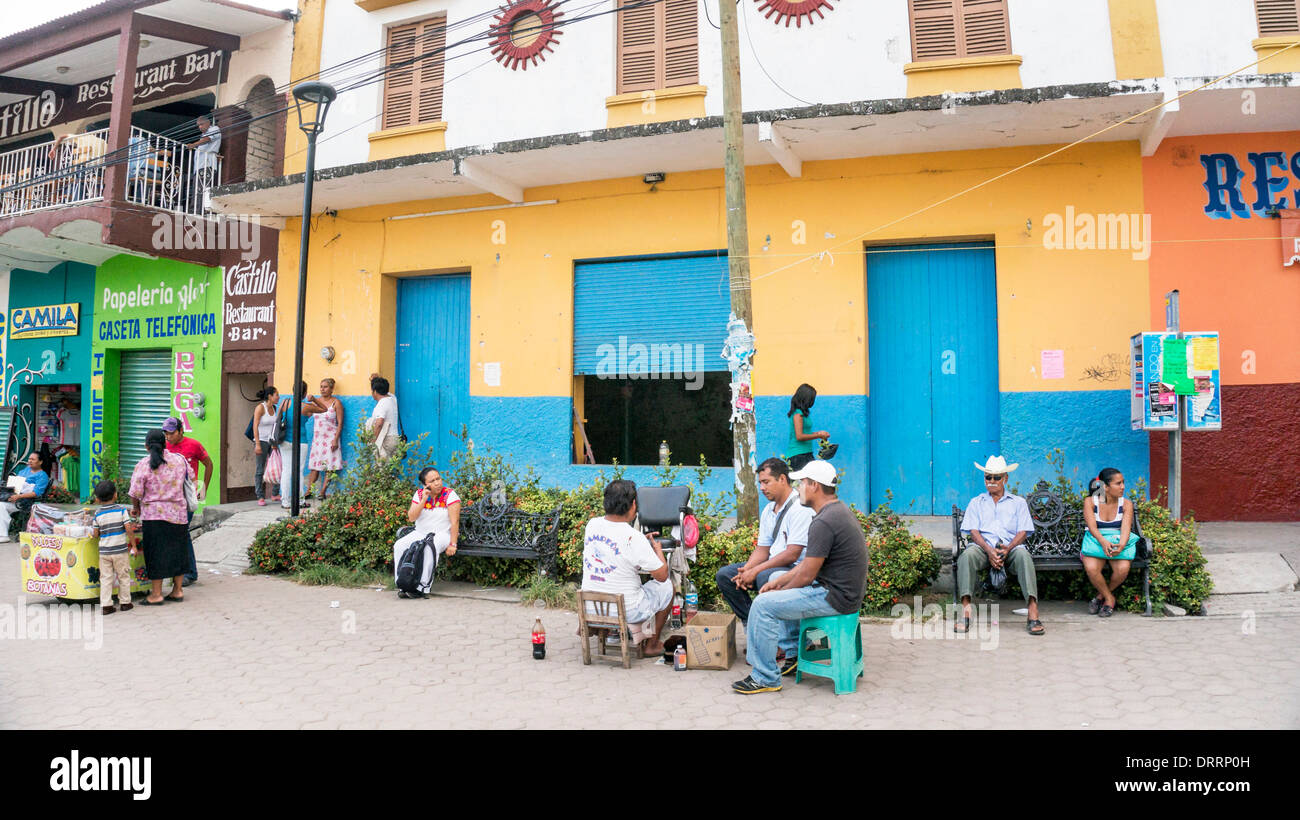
[{"xmin": 263, "ymin": 446, "xmax": 283, "ymax": 484}]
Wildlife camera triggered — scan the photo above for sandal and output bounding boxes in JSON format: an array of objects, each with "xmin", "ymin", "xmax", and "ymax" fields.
[
  {"xmin": 140, "ymin": 598, "xmax": 165, "ymax": 606},
  {"xmin": 954, "ymin": 615, "xmax": 972, "ymax": 634},
  {"xmin": 165, "ymin": 593, "xmax": 185, "ymax": 602},
  {"xmin": 1026, "ymin": 618, "xmax": 1045, "ymax": 635},
  {"xmin": 1088, "ymin": 596, "xmax": 1104, "ymax": 615}
]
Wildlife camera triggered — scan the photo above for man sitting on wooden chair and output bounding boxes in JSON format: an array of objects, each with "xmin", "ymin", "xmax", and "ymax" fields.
[{"xmin": 581, "ymin": 480, "xmax": 672, "ymax": 657}]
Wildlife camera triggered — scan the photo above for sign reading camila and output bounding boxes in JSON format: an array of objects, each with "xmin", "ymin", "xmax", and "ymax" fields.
[
  {"xmin": 10, "ymin": 303, "xmax": 79, "ymax": 339},
  {"xmin": 0, "ymin": 49, "xmax": 227, "ymax": 141}
]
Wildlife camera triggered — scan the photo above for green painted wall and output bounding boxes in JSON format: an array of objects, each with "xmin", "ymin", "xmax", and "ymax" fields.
[{"xmin": 91, "ymin": 255, "xmax": 223, "ymax": 505}]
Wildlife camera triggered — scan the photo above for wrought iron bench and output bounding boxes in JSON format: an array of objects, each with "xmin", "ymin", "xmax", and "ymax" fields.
[
  {"xmin": 396, "ymin": 495, "xmax": 563, "ymax": 575},
  {"xmin": 951, "ymin": 479, "xmax": 1152, "ymax": 615}
]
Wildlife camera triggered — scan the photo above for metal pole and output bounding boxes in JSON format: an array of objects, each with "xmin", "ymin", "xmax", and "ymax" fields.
[
  {"xmin": 719, "ymin": 0, "xmax": 759, "ymax": 524},
  {"xmin": 1165, "ymin": 290, "xmax": 1182, "ymax": 520},
  {"xmin": 290, "ymin": 132, "xmax": 318, "ymax": 518}
]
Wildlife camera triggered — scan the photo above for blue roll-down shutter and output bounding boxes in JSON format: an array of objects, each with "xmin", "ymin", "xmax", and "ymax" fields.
[{"xmin": 573, "ymin": 254, "xmax": 732, "ymax": 376}]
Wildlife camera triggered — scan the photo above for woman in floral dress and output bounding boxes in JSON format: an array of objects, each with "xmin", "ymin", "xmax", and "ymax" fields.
[
  {"xmin": 129, "ymin": 429, "xmax": 191, "ymax": 604},
  {"xmin": 305, "ymin": 377, "xmax": 344, "ymax": 499}
]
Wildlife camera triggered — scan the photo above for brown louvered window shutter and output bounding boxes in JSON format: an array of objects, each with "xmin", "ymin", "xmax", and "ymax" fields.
[
  {"xmin": 663, "ymin": 0, "xmax": 699, "ymax": 88},
  {"xmin": 383, "ymin": 15, "xmax": 446, "ymax": 130},
  {"xmin": 617, "ymin": 0, "xmax": 698, "ymax": 94},
  {"xmin": 910, "ymin": 0, "xmax": 960, "ymax": 61},
  {"xmin": 1256, "ymin": 0, "xmax": 1300, "ymax": 35},
  {"xmin": 909, "ymin": 0, "xmax": 1010, "ymax": 61},
  {"xmin": 960, "ymin": 0, "xmax": 1010, "ymax": 56}
]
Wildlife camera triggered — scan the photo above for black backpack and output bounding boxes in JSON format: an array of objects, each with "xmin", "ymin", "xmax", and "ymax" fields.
[{"xmin": 395, "ymin": 537, "xmax": 430, "ymax": 595}]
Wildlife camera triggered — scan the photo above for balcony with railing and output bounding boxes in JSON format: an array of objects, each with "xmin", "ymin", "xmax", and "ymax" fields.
[{"xmin": 0, "ymin": 125, "xmax": 221, "ymax": 220}]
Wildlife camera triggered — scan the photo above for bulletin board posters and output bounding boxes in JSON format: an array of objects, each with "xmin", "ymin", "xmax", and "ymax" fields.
[
  {"xmin": 1182, "ymin": 331, "xmax": 1222, "ymax": 431},
  {"xmin": 1134, "ymin": 332, "xmax": 1179, "ymax": 431}
]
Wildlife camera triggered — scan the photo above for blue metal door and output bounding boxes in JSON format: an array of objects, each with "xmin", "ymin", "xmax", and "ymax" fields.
[
  {"xmin": 396, "ymin": 274, "xmax": 470, "ymax": 467},
  {"xmin": 868, "ymin": 243, "xmax": 998, "ymax": 514}
]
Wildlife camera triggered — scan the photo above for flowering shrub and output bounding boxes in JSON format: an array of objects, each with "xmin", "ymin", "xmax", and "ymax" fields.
[{"xmin": 857, "ymin": 503, "xmax": 942, "ymax": 613}]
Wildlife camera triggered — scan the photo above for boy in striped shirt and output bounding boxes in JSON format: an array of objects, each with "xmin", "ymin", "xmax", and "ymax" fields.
[{"xmin": 92, "ymin": 481, "xmax": 135, "ymax": 614}]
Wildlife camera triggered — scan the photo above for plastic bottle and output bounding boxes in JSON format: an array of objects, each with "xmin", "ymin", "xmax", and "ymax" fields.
[
  {"xmin": 531, "ymin": 617, "xmax": 546, "ymax": 660},
  {"xmin": 671, "ymin": 590, "xmax": 684, "ymax": 629},
  {"xmin": 659, "ymin": 440, "xmax": 669, "ymax": 466},
  {"xmin": 673, "ymin": 643, "xmax": 687, "ymax": 671},
  {"xmin": 683, "ymin": 576, "xmax": 698, "ymax": 622}
]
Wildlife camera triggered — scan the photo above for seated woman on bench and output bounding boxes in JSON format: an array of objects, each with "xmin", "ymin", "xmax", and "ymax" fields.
[
  {"xmin": 1081, "ymin": 467, "xmax": 1139, "ymax": 618},
  {"xmin": 392, "ymin": 467, "xmax": 459, "ymax": 598}
]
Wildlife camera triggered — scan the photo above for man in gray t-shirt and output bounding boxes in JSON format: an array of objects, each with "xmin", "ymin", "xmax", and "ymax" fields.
[{"xmin": 732, "ymin": 461, "xmax": 868, "ymax": 695}]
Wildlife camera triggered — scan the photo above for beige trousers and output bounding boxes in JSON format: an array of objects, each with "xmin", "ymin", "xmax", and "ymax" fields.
[{"xmin": 99, "ymin": 553, "xmax": 133, "ymax": 606}]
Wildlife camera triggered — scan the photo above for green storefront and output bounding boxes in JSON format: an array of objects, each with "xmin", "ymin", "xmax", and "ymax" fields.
[{"xmin": 91, "ymin": 255, "xmax": 223, "ymax": 502}]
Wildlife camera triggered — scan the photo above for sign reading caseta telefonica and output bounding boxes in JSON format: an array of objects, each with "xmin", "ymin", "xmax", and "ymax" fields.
[{"xmin": 0, "ymin": 48, "xmax": 226, "ymax": 141}]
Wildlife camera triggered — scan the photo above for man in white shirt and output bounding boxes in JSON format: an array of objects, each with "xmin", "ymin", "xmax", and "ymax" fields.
[
  {"xmin": 368, "ymin": 375, "xmax": 401, "ymax": 460},
  {"xmin": 581, "ymin": 479, "xmax": 673, "ymax": 657},
  {"xmin": 185, "ymin": 115, "xmax": 221, "ymax": 211},
  {"xmin": 715, "ymin": 457, "xmax": 812, "ymax": 668}
]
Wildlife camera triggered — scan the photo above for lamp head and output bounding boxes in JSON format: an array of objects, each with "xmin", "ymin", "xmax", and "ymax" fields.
[{"xmin": 293, "ymin": 81, "xmax": 337, "ymax": 137}]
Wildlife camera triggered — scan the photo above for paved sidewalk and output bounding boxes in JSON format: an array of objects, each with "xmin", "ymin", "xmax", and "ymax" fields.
[{"xmin": 2, "ymin": 559, "xmax": 1296, "ymax": 729}]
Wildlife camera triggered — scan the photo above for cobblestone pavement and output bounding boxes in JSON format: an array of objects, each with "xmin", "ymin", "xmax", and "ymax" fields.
[{"xmin": 2, "ymin": 555, "xmax": 1298, "ymax": 729}]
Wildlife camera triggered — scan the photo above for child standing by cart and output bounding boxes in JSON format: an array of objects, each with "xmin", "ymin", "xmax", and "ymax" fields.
[{"xmin": 92, "ymin": 481, "xmax": 135, "ymax": 614}]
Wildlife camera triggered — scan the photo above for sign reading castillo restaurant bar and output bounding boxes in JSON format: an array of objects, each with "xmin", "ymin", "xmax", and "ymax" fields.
[
  {"xmin": 223, "ymin": 256, "xmax": 277, "ymax": 350},
  {"xmin": 0, "ymin": 49, "xmax": 227, "ymax": 141}
]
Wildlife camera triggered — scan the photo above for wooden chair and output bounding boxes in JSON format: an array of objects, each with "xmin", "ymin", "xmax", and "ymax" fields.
[{"xmin": 576, "ymin": 590, "xmax": 653, "ymax": 669}]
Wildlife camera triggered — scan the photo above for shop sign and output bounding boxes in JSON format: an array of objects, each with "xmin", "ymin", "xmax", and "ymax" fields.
[
  {"xmin": 10, "ymin": 303, "xmax": 79, "ymax": 339},
  {"xmin": 1280, "ymin": 209, "xmax": 1300, "ymax": 266},
  {"xmin": 0, "ymin": 49, "xmax": 226, "ymax": 141},
  {"xmin": 222, "ymin": 256, "xmax": 276, "ymax": 350}
]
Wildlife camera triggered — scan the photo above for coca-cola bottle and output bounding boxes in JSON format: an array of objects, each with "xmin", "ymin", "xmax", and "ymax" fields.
[
  {"xmin": 531, "ymin": 617, "xmax": 546, "ymax": 659},
  {"xmin": 671, "ymin": 591, "xmax": 684, "ymax": 629}
]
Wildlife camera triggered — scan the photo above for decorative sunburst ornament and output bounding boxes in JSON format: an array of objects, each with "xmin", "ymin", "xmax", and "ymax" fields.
[
  {"xmin": 490, "ymin": 0, "xmax": 563, "ymax": 70},
  {"xmin": 754, "ymin": 0, "xmax": 834, "ymax": 27}
]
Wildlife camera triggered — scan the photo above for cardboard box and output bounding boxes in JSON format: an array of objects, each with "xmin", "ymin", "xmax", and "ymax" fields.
[{"xmin": 684, "ymin": 611, "xmax": 736, "ymax": 670}]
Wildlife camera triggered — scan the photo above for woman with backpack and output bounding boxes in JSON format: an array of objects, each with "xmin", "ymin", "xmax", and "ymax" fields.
[
  {"xmin": 251, "ymin": 386, "xmax": 280, "ymax": 506},
  {"xmin": 392, "ymin": 467, "xmax": 460, "ymax": 598}
]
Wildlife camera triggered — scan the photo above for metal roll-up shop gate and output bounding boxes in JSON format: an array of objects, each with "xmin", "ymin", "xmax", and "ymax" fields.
[{"xmin": 117, "ymin": 351, "xmax": 174, "ymax": 475}]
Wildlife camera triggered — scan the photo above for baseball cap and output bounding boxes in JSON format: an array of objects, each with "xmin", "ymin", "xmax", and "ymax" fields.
[
  {"xmin": 161, "ymin": 417, "xmax": 182, "ymax": 432},
  {"xmin": 789, "ymin": 460, "xmax": 838, "ymax": 487}
]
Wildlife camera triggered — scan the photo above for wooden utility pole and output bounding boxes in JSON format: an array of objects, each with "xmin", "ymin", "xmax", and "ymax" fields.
[{"xmin": 719, "ymin": 0, "xmax": 759, "ymax": 524}]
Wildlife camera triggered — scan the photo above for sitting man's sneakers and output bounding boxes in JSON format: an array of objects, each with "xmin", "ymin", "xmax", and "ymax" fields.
[
  {"xmin": 779, "ymin": 656, "xmax": 798, "ymax": 677},
  {"xmin": 732, "ymin": 675, "xmax": 782, "ymax": 695}
]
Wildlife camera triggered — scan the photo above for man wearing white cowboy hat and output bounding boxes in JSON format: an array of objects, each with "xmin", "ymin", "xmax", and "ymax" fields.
[{"xmin": 956, "ymin": 455, "xmax": 1043, "ymax": 635}]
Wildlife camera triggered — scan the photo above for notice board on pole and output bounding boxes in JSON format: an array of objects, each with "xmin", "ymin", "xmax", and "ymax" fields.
[
  {"xmin": 1182, "ymin": 331, "xmax": 1222, "ymax": 431},
  {"xmin": 1131, "ymin": 332, "xmax": 1179, "ymax": 431}
]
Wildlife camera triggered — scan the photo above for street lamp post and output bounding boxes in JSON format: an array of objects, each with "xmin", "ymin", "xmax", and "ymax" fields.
[{"xmin": 289, "ymin": 81, "xmax": 337, "ymax": 518}]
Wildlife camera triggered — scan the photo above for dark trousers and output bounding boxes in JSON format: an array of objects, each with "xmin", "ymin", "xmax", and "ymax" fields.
[
  {"xmin": 716, "ymin": 562, "xmax": 789, "ymax": 624},
  {"xmin": 184, "ymin": 509, "xmax": 197, "ymax": 583},
  {"xmin": 788, "ymin": 452, "xmax": 814, "ymax": 471}
]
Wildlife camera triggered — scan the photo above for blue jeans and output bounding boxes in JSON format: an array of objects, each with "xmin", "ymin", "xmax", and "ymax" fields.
[
  {"xmin": 715, "ymin": 563, "xmax": 788, "ymax": 625},
  {"xmin": 746, "ymin": 585, "xmax": 838, "ymax": 686}
]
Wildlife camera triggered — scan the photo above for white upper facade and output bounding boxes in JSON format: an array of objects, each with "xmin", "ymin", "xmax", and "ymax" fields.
[{"xmin": 304, "ymin": 0, "xmax": 1275, "ymax": 170}]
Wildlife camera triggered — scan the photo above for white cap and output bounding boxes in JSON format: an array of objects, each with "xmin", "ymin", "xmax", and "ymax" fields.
[{"xmin": 789, "ymin": 460, "xmax": 838, "ymax": 487}]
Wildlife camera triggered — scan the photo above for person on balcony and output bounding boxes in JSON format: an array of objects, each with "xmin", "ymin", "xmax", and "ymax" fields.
[
  {"xmin": 185, "ymin": 115, "xmax": 221, "ymax": 212},
  {"xmin": 47, "ymin": 125, "xmax": 106, "ymax": 203}
]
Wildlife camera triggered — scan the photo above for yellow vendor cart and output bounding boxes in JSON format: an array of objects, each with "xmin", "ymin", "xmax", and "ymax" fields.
[{"xmin": 18, "ymin": 503, "xmax": 149, "ymax": 602}]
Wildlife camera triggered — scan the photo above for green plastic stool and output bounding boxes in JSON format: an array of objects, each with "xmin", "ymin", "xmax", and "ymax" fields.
[{"xmin": 795, "ymin": 613, "xmax": 864, "ymax": 695}]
